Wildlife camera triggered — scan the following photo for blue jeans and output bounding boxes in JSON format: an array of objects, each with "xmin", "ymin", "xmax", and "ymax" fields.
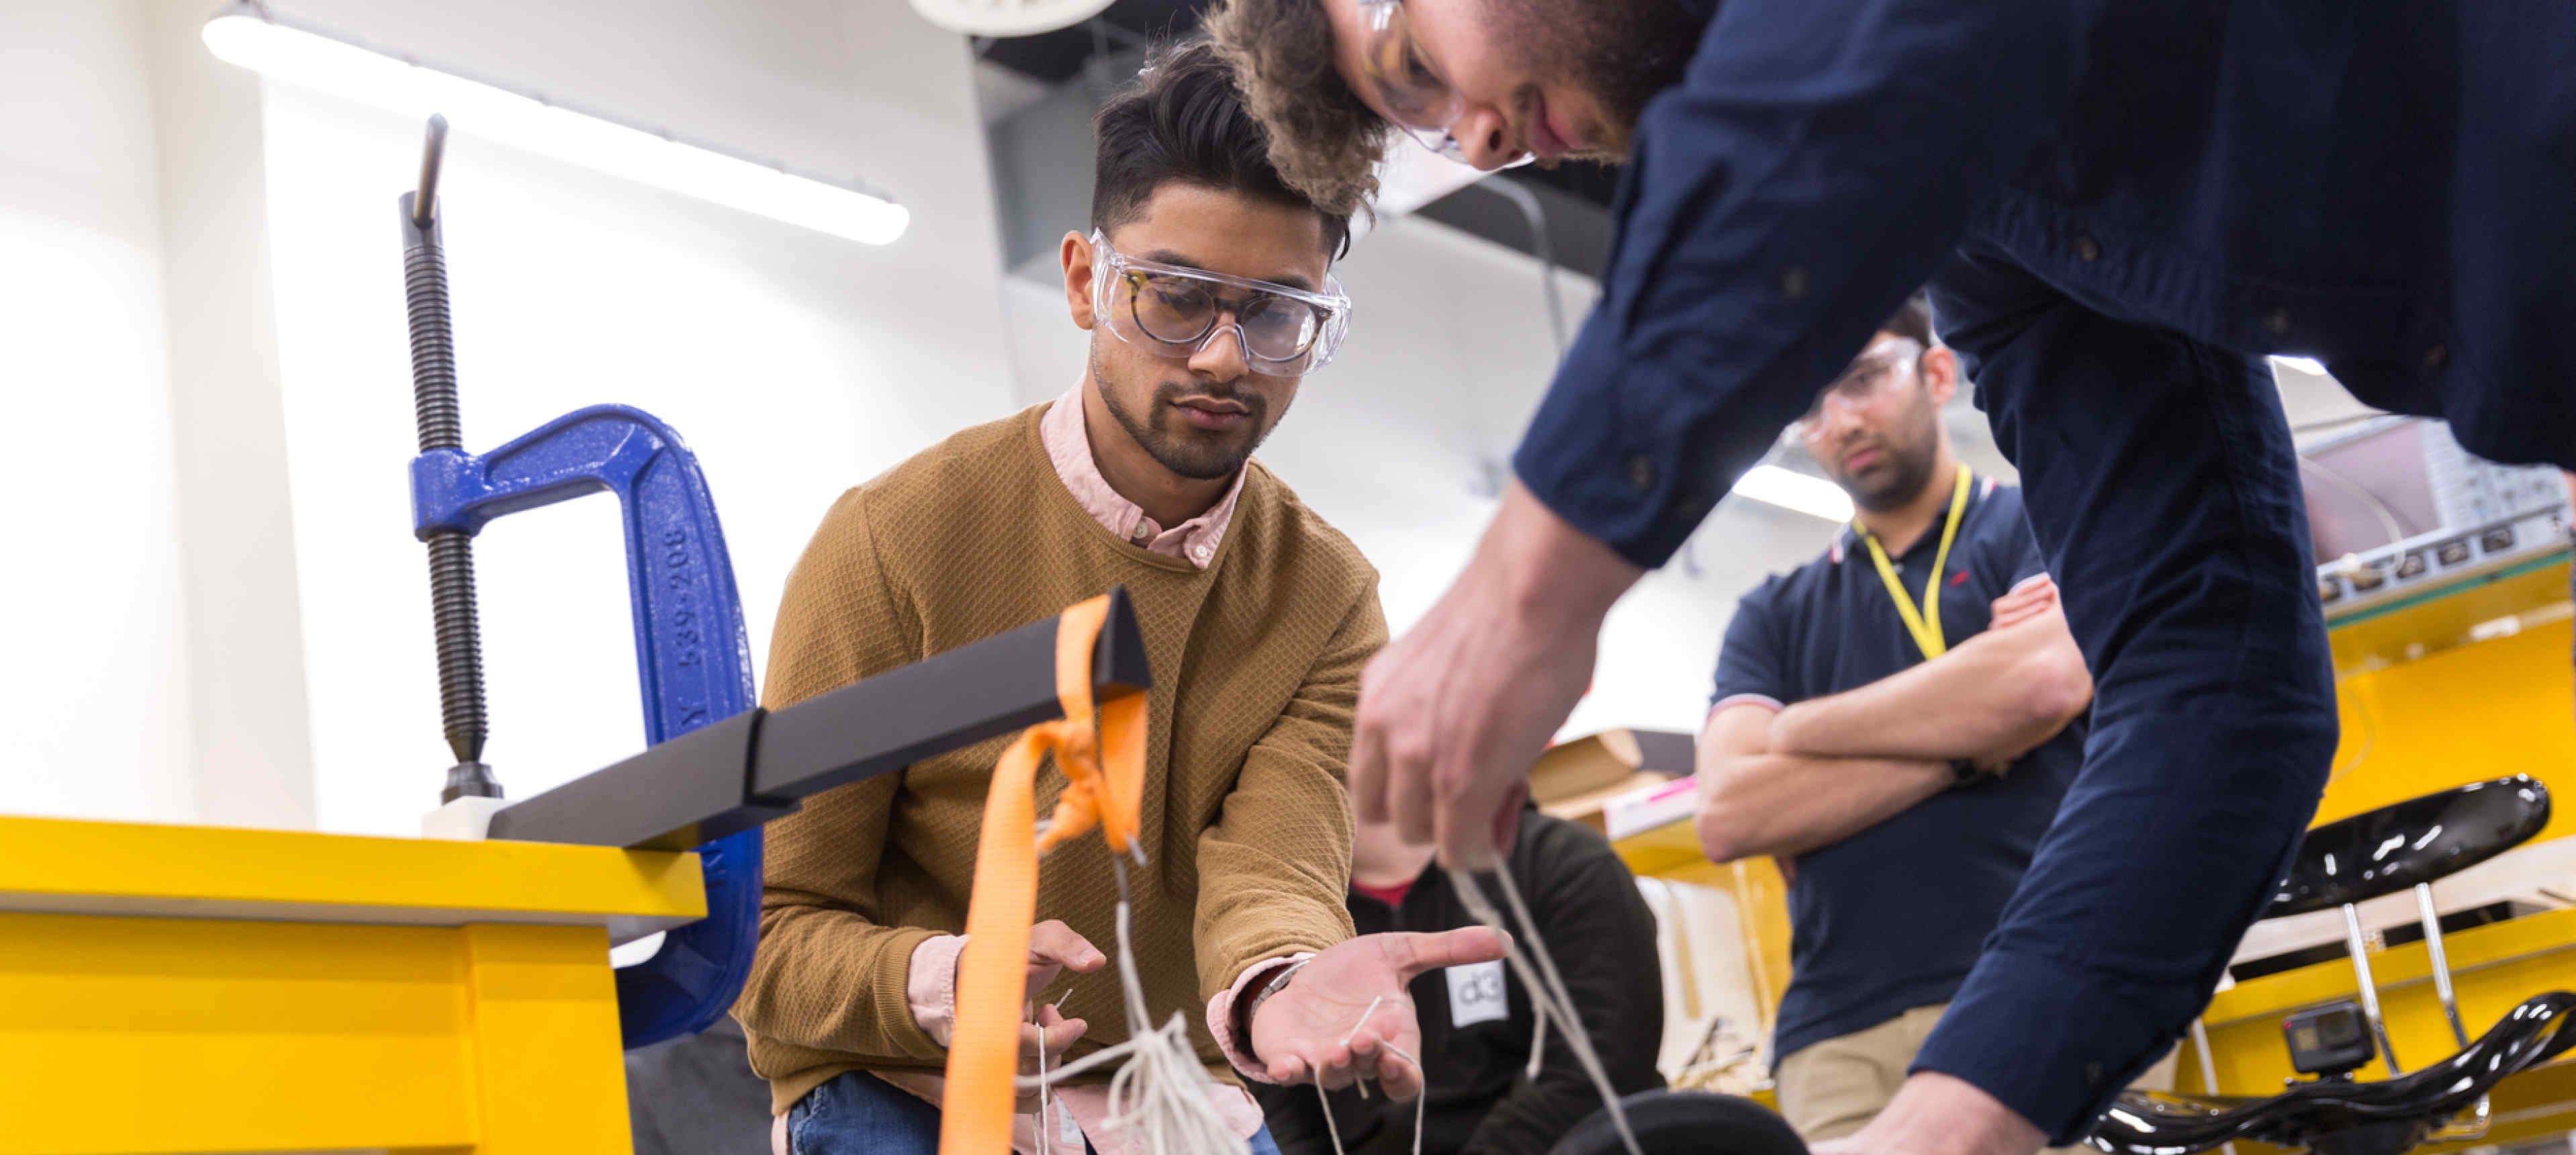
[{"xmin": 785, "ymin": 1070, "xmax": 1284, "ymax": 1155}]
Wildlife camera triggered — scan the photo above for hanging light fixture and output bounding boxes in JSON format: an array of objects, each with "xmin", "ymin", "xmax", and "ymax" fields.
[
  {"xmin": 1732, "ymin": 464, "xmax": 1856, "ymax": 522},
  {"xmin": 200, "ymin": 3, "xmax": 909, "ymax": 246},
  {"xmin": 905, "ymin": 0, "xmax": 1119, "ymax": 36}
]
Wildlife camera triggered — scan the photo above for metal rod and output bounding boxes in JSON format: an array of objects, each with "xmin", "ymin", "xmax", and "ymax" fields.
[
  {"xmin": 400, "ymin": 116, "xmax": 498, "ymax": 803},
  {"xmin": 2416, "ymin": 882, "xmax": 2472, "ymax": 1048},
  {"xmin": 412, "ymin": 113, "xmax": 447, "ymax": 226},
  {"xmin": 1479, "ymin": 177, "xmax": 1567, "ymax": 356},
  {"xmin": 2344, "ymin": 903, "xmax": 2402, "ymax": 1074},
  {"xmin": 2189, "ymin": 1019, "xmax": 2238, "ymax": 1155}
]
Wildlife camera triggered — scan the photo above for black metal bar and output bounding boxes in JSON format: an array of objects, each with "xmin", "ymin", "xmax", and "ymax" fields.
[
  {"xmin": 747, "ymin": 586, "xmax": 1148, "ymax": 802},
  {"xmin": 400, "ymin": 114, "xmax": 500, "ymax": 804},
  {"xmin": 488, "ymin": 587, "xmax": 1150, "ymax": 849},
  {"xmin": 485, "ymin": 710, "xmax": 784, "ymax": 851}
]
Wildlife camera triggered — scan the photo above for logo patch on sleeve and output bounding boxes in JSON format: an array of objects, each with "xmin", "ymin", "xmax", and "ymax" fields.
[{"xmin": 1446, "ymin": 960, "xmax": 1510, "ymax": 1027}]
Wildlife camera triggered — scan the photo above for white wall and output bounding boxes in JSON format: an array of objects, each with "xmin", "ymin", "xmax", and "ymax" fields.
[
  {"xmin": 247, "ymin": 0, "xmax": 1018, "ymax": 835},
  {"xmin": 146, "ymin": 0, "xmax": 322, "ymax": 830},
  {"xmin": 0, "ymin": 0, "xmax": 199, "ymax": 822}
]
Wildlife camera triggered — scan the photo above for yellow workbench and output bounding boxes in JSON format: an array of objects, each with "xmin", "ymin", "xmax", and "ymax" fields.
[{"xmin": 0, "ymin": 816, "xmax": 705, "ymax": 1154}]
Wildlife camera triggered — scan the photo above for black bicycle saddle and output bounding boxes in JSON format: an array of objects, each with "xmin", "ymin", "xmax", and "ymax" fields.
[
  {"xmin": 2268, "ymin": 776, "xmax": 2550, "ymax": 917},
  {"xmin": 2090, "ymin": 992, "xmax": 2576, "ymax": 1155},
  {"xmin": 1551, "ymin": 1090, "xmax": 1810, "ymax": 1155}
]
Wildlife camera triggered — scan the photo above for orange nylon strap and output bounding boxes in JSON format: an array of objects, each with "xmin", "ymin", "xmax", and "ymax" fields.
[{"xmin": 939, "ymin": 594, "xmax": 1146, "ymax": 1155}]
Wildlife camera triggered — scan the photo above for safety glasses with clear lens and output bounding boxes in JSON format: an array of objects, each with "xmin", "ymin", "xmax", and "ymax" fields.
[
  {"xmin": 1090, "ymin": 232, "xmax": 1352, "ymax": 375},
  {"xmin": 1356, "ymin": 0, "xmax": 1532, "ymax": 168},
  {"xmin": 1789, "ymin": 338, "xmax": 1923, "ymax": 441}
]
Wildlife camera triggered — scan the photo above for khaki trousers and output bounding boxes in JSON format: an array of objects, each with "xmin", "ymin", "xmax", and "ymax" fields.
[{"xmin": 1773, "ymin": 1003, "xmax": 2176, "ymax": 1146}]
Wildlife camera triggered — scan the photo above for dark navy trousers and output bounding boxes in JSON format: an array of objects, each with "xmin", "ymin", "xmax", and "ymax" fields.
[{"xmin": 1913, "ymin": 248, "xmax": 2342, "ymax": 1139}]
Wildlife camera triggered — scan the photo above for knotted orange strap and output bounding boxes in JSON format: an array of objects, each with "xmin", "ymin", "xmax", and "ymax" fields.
[{"xmin": 940, "ymin": 595, "xmax": 1148, "ymax": 1155}]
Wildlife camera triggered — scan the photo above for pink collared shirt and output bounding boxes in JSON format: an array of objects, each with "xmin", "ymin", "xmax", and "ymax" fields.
[
  {"xmin": 1040, "ymin": 385, "xmax": 1246, "ymax": 569},
  {"xmin": 799, "ymin": 388, "xmax": 1288, "ymax": 1155}
]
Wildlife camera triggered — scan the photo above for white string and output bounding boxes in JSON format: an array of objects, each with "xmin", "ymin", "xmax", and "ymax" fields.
[
  {"xmin": 1017, "ymin": 855, "xmax": 1247, "ymax": 1155},
  {"xmin": 1035, "ymin": 997, "xmax": 1052, "ymax": 1155},
  {"xmin": 1527, "ymin": 1003, "xmax": 1549, "ymax": 1082},
  {"xmin": 1033, "ymin": 989, "xmax": 1072, "ymax": 1155},
  {"xmin": 1449, "ymin": 866, "xmax": 1644, "ymax": 1155},
  {"xmin": 1314, "ymin": 995, "xmax": 1428, "ymax": 1155}
]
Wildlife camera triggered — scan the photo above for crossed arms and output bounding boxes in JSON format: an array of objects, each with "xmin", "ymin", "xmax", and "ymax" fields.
[{"xmin": 1696, "ymin": 577, "xmax": 2092, "ymax": 864}]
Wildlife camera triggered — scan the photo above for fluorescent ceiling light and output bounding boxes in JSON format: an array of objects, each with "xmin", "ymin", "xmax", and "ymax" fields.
[
  {"xmin": 2271, "ymin": 356, "xmax": 2328, "ymax": 375},
  {"xmin": 1733, "ymin": 464, "xmax": 1854, "ymax": 522},
  {"xmin": 201, "ymin": 6, "xmax": 908, "ymax": 246}
]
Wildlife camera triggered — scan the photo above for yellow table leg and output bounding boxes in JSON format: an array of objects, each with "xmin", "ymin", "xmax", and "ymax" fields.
[
  {"xmin": 0, "ymin": 913, "xmax": 631, "ymax": 1154},
  {"xmin": 459, "ymin": 923, "xmax": 632, "ymax": 1155}
]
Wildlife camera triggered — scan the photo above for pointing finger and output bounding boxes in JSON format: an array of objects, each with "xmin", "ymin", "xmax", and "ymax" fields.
[{"xmin": 1388, "ymin": 926, "xmax": 1510, "ymax": 982}]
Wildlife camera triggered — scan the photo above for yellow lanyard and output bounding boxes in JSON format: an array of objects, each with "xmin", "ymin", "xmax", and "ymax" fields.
[{"xmin": 1856, "ymin": 465, "xmax": 1973, "ymax": 661}]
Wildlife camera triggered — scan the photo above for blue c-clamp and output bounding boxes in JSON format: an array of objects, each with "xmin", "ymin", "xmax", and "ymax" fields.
[{"xmin": 396, "ymin": 116, "xmax": 756, "ymax": 1050}]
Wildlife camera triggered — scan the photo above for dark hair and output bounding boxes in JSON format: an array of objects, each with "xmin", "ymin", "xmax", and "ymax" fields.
[
  {"xmin": 1882, "ymin": 293, "xmax": 1933, "ymax": 347},
  {"xmin": 1093, "ymin": 39, "xmax": 1352, "ymax": 258}
]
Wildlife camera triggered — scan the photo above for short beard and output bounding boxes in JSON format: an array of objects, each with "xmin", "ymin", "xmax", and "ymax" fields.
[
  {"xmin": 1848, "ymin": 445, "xmax": 1938, "ymax": 514},
  {"xmin": 1494, "ymin": 0, "xmax": 1703, "ymax": 153},
  {"xmin": 1094, "ymin": 347, "xmax": 1273, "ymax": 481}
]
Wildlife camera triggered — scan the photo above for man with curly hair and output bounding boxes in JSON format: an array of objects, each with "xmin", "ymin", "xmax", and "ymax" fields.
[{"xmin": 1202, "ymin": 2, "xmax": 2576, "ymax": 1153}]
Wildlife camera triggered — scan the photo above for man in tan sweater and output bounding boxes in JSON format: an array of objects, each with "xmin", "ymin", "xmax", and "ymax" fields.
[{"xmin": 733, "ymin": 41, "xmax": 1503, "ymax": 1155}]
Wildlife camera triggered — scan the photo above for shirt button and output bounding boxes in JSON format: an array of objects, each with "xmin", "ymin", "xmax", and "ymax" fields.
[
  {"xmin": 2424, "ymin": 343, "xmax": 2449, "ymax": 371},
  {"xmin": 2264, "ymin": 308, "xmax": 2293, "ymax": 338},
  {"xmin": 1627, "ymin": 455, "xmax": 1658, "ymax": 492},
  {"xmin": 1778, "ymin": 265, "xmax": 1810, "ymax": 300},
  {"xmin": 1192, "ymin": 544, "xmax": 1211, "ymax": 562},
  {"xmin": 2074, "ymin": 234, "xmax": 2102, "ymax": 263}
]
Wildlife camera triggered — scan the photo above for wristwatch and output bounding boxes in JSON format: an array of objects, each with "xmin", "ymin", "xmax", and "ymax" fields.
[{"xmin": 1236, "ymin": 958, "xmax": 1309, "ymax": 1063}]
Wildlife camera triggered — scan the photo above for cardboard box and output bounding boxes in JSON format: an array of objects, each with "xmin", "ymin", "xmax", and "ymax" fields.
[{"xmin": 1534, "ymin": 728, "xmax": 1696, "ymax": 833}]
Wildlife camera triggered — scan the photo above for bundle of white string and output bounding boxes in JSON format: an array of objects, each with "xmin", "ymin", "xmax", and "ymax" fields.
[
  {"xmin": 1020, "ymin": 855, "xmax": 1249, "ymax": 1155},
  {"xmin": 1017, "ymin": 855, "xmax": 1642, "ymax": 1155}
]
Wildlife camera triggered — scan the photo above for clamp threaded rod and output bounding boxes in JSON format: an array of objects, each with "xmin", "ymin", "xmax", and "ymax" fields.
[{"xmin": 401, "ymin": 115, "xmax": 500, "ymax": 803}]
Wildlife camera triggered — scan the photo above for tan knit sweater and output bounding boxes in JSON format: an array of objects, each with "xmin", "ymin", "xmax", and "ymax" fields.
[{"xmin": 735, "ymin": 404, "xmax": 1383, "ymax": 1114}]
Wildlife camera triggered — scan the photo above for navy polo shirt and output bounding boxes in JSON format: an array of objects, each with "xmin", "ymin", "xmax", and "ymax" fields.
[{"xmin": 1708, "ymin": 478, "xmax": 2083, "ymax": 1065}]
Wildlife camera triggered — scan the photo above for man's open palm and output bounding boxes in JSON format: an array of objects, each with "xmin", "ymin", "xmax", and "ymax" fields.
[{"xmin": 1250, "ymin": 926, "xmax": 1507, "ymax": 1099}]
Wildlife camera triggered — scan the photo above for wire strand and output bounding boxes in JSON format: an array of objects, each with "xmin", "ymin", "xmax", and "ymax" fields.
[
  {"xmin": 1451, "ymin": 867, "xmax": 1645, "ymax": 1155},
  {"xmin": 1314, "ymin": 996, "xmax": 1428, "ymax": 1155}
]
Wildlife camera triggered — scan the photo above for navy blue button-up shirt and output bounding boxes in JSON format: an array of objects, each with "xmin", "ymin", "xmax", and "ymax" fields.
[
  {"xmin": 1509, "ymin": 0, "xmax": 2573, "ymax": 1139},
  {"xmin": 1516, "ymin": 1, "xmax": 2576, "ymax": 569}
]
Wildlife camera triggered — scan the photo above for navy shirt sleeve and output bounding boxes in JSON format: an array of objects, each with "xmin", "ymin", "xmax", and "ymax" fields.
[
  {"xmin": 2004, "ymin": 521, "xmax": 2050, "ymax": 588},
  {"xmin": 1972, "ymin": 488, "xmax": 2052, "ymax": 594},
  {"xmin": 1708, "ymin": 582, "xmax": 1795, "ymax": 711},
  {"xmin": 1510, "ymin": 0, "xmax": 2105, "ymax": 567}
]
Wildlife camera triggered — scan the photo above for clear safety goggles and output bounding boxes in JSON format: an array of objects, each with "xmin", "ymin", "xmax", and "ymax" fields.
[
  {"xmin": 1356, "ymin": 0, "xmax": 1532, "ymax": 168},
  {"xmin": 1089, "ymin": 232, "xmax": 1352, "ymax": 375},
  {"xmin": 1789, "ymin": 338, "xmax": 1924, "ymax": 441}
]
